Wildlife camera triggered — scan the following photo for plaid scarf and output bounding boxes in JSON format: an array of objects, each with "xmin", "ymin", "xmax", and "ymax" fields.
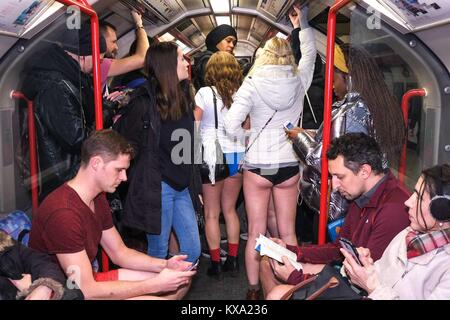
[{"xmin": 406, "ymin": 227, "xmax": 450, "ymax": 259}]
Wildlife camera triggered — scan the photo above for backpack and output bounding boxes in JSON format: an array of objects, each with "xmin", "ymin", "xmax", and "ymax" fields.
[
  {"xmin": 193, "ymin": 51, "xmax": 212, "ymax": 90},
  {"xmin": 0, "ymin": 211, "xmax": 32, "ymax": 246}
]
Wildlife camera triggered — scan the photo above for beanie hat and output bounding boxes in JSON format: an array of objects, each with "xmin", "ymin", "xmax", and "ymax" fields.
[
  {"xmin": 64, "ymin": 22, "xmax": 107, "ymax": 56},
  {"xmin": 334, "ymin": 44, "xmax": 349, "ymax": 73},
  {"xmin": 205, "ymin": 24, "xmax": 237, "ymax": 52}
]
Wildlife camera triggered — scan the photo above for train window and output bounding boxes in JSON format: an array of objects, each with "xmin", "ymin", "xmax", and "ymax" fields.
[
  {"xmin": 348, "ymin": 5, "xmax": 446, "ymax": 189},
  {"xmin": 1, "ymin": 13, "xmax": 95, "ymax": 214}
]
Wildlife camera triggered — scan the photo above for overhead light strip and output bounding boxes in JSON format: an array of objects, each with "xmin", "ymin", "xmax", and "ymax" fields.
[{"xmin": 210, "ymin": 0, "xmax": 230, "ymax": 14}]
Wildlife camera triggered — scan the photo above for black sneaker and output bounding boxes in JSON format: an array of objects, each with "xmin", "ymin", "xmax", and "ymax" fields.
[
  {"xmin": 222, "ymin": 255, "xmax": 239, "ymax": 277},
  {"xmin": 206, "ymin": 261, "xmax": 223, "ymax": 280},
  {"xmin": 201, "ymin": 248, "xmax": 227, "ymax": 262}
]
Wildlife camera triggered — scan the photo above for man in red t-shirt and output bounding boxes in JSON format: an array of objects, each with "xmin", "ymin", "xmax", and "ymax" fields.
[
  {"xmin": 260, "ymin": 133, "xmax": 410, "ymax": 299},
  {"xmin": 30, "ymin": 130, "xmax": 196, "ymax": 300}
]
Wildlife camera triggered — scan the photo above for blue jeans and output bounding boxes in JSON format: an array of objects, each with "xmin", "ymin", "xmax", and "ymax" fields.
[{"xmin": 147, "ymin": 182, "xmax": 201, "ymax": 262}]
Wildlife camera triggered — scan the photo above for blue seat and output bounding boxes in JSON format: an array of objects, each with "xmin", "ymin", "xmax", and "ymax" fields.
[{"xmin": 0, "ymin": 210, "xmax": 32, "ymax": 246}]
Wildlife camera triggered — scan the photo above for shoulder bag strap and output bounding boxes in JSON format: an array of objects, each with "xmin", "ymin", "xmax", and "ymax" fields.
[
  {"xmin": 245, "ymin": 110, "xmax": 277, "ymax": 153},
  {"xmin": 210, "ymin": 86, "xmax": 218, "ymax": 130}
]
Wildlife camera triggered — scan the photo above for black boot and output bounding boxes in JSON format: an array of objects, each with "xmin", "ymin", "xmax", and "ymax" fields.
[
  {"xmin": 222, "ymin": 255, "xmax": 239, "ymax": 277},
  {"xmin": 207, "ymin": 261, "xmax": 223, "ymax": 280}
]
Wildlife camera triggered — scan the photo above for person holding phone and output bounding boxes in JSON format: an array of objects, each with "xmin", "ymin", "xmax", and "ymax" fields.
[
  {"xmin": 339, "ymin": 238, "xmax": 362, "ymax": 265},
  {"xmin": 342, "ymin": 164, "xmax": 450, "ymax": 299},
  {"xmin": 285, "ymin": 43, "xmax": 405, "ymax": 223},
  {"xmin": 261, "ymin": 133, "xmax": 410, "ymax": 299}
]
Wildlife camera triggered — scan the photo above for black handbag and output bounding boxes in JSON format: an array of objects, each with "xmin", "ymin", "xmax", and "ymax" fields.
[
  {"xmin": 286, "ymin": 263, "xmax": 366, "ymax": 300},
  {"xmin": 200, "ymin": 87, "xmax": 229, "ymax": 184}
]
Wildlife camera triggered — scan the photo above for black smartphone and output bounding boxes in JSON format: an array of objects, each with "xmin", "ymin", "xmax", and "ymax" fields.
[{"xmin": 339, "ymin": 237, "xmax": 362, "ymax": 266}]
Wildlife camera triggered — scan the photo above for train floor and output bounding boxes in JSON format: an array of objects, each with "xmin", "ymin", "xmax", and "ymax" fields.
[{"xmin": 185, "ymin": 238, "xmax": 249, "ymax": 300}]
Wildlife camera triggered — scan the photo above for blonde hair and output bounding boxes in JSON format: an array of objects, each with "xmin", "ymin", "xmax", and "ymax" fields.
[
  {"xmin": 248, "ymin": 37, "xmax": 296, "ymax": 77},
  {"xmin": 205, "ymin": 51, "xmax": 243, "ymax": 109}
]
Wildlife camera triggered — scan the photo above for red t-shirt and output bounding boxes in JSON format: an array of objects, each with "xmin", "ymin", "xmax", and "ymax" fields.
[{"xmin": 29, "ymin": 183, "xmax": 114, "ymax": 264}]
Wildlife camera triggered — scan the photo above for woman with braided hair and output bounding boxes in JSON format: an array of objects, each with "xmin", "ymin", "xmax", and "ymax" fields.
[{"xmin": 287, "ymin": 43, "xmax": 405, "ymax": 222}]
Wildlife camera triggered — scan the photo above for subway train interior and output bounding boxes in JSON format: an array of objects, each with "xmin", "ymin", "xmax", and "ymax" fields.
[{"xmin": 0, "ymin": 0, "xmax": 449, "ymax": 300}]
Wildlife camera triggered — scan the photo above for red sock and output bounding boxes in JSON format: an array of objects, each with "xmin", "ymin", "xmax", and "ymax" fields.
[
  {"xmin": 228, "ymin": 243, "xmax": 239, "ymax": 257},
  {"xmin": 209, "ymin": 248, "xmax": 221, "ymax": 262}
]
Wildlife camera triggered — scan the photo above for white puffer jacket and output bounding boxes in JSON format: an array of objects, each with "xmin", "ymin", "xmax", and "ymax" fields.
[{"xmin": 225, "ymin": 27, "xmax": 316, "ymax": 166}]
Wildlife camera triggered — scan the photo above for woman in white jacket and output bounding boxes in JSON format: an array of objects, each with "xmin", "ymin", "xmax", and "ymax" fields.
[
  {"xmin": 342, "ymin": 164, "xmax": 450, "ymax": 299},
  {"xmin": 224, "ymin": 5, "xmax": 316, "ymax": 299}
]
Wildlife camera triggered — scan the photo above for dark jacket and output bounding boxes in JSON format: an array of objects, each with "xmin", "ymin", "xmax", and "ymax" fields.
[
  {"xmin": 21, "ymin": 44, "xmax": 114, "ymax": 201},
  {"xmin": 0, "ymin": 231, "xmax": 82, "ymax": 300},
  {"xmin": 21, "ymin": 45, "xmax": 107, "ymax": 200},
  {"xmin": 291, "ymin": 27, "xmax": 324, "ymax": 129},
  {"xmin": 192, "ymin": 50, "xmax": 213, "ymax": 91},
  {"xmin": 119, "ymin": 80, "xmax": 202, "ymax": 234}
]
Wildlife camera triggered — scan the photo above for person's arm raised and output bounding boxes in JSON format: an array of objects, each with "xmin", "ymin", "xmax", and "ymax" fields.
[
  {"xmin": 107, "ymin": 10, "xmax": 149, "ymax": 77},
  {"xmin": 295, "ymin": 6, "xmax": 316, "ymax": 91}
]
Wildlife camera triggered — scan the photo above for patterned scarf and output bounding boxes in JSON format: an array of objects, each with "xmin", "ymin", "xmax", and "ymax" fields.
[{"xmin": 406, "ymin": 227, "xmax": 450, "ymax": 259}]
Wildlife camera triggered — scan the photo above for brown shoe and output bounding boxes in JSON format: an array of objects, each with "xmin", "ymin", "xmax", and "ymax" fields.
[{"xmin": 246, "ymin": 288, "xmax": 261, "ymax": 300}]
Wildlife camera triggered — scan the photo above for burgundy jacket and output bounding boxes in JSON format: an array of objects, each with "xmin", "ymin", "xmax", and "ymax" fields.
[{"xmin": 287, "ymin": 171, "xmax": 410, "ymax": 284}]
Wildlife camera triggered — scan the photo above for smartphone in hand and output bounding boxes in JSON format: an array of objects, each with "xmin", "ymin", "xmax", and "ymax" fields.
[
  {"xmin": 339, "ymin": 237, "xmax": 362, "ymax": 266},
  {"xmin": 186, "ymin": 259, "xmax": 199, "ymax": 271},
  {"xmin": 283, "ymin": 121, "xmax": 295, "ymax": 131}
]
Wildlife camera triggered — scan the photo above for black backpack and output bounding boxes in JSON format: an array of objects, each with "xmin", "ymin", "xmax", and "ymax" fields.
[{"xmin": 192, "ymin": 51, "xmax": 213, "ymax": 91}]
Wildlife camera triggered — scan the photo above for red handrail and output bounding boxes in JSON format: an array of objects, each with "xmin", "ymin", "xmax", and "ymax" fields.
[
  {"xmin": 399, "ymin": 89, "xmax": 426, "ymax": 184},
  {"xmin": 11, "ymin": 91, "xmax": 39, "ymax": 215},
  {"xmin": 56, "ymin": 0, "xmax": 108, "ymax": 270},
  {"xmin": 318, "ymin": 0, "xmax": 351, "ymax": 245}
]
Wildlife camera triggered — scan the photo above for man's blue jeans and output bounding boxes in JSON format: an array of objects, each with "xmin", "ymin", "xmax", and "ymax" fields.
[{"xmin": 147, "ymin": 181, "xmax": 201, "ymax": 262}]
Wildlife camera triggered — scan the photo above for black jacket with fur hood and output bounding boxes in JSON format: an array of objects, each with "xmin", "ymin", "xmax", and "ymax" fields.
[{"xmin": 0, "ymin": 231, "xmax": 79, "ymax": 300}]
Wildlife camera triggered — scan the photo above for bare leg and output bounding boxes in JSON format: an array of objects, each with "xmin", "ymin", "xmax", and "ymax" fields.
[
  {"xmin": 272, "ymin": 173, "xmax": 300, "ymax": 246},
  {"xmin": 202, "ymin": 181, "xmax": 224, "ymax": 251},
  {"xmin": 266, "ymin": 193, "xmax": 279, "ymax": 238},
  {"xmin": 266, "ymin": 284, "xmax": 296, "ymax": 300},
  {"xmin": 221, "ymin": 173, "xmax": 243, "ymax": 245},
  {"xmin": 265, "ymin": 263, "xmax": 326, "ymax": 300},
  {"xmin": 259, "ymin": 256, "xmax": 282, "ymax": 298},
  {"xmin": 243, "ymin": 170, "xmax": 272, "ymax": 287}
]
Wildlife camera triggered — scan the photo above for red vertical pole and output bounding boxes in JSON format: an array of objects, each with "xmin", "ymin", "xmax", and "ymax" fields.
[
  {"xmin": 399, "ymin": 89, "xmax": 426, "ymax": 183},
  {"xmin": 11, "ymin": 91, "xmax": 39, "ymax": 214},
  {"xmin": 56, "ymin": 0, "xmax": 107, "ymax": 270},
  {"xmin": 55, "ymin": 0, "xmax": 103, "ymax": 129},
  {"xmin": 318, "ymin": 0, "xmax": 351, "ymax": 245}
]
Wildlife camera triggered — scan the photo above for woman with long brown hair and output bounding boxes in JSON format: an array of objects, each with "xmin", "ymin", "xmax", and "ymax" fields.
[
  {"xmin": 119, "ymin": 41, "xmax": 201, "ymax": 263},
  {"xmin": 194, "ymin": 51, "xmax": 245, "ymax": 278}
]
